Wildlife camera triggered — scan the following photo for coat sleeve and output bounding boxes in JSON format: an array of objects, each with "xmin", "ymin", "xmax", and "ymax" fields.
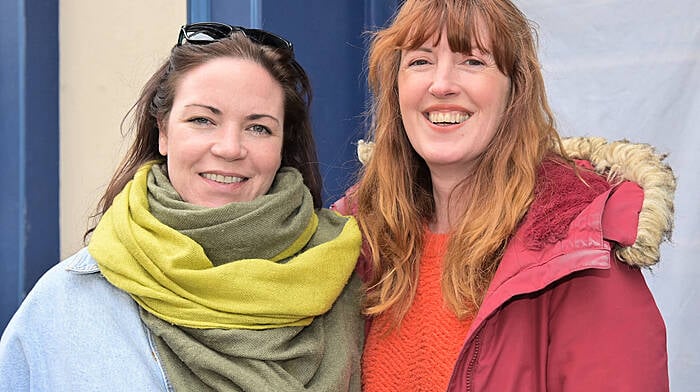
[
  {"xmin": 0, "ymin": 312, "xmax": 32, "ymax": 391},
  {"xmin": 546, "ymin": 255, "xmax": 669, "ymax": 392}
]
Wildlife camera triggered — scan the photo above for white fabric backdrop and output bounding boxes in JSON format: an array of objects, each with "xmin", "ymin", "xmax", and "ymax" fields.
[{"xmin": 516, "ymin": 0, "xmax": 700, "ymax": 389}]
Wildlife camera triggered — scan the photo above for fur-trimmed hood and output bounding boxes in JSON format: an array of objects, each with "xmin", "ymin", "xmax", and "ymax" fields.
[
  {"xmin": 356, "ymin": 137, "xmax": 676, "ymax": 268},
  {"xmin": 561, "ymin": 137, "xmax": 676, "ymax": 267}
]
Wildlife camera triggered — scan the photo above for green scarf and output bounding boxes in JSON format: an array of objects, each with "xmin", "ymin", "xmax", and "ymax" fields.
[
  {"xmin": 89, "ymin": 163, "xmax": 364, "ymax": 391},
  {"xmin": 141, "ymin": 274, "xmax": 364, "ymax": 391},
  {"xmin": 88, "ymin": 163, "xmax": 361, "ymax": 329}
]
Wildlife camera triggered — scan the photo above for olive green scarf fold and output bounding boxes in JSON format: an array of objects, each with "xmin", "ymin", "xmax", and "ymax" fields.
[
  {"xmin": 88, "ymin": 163, "xmax": 361, "ymax": 330},
  {"xmin": 140, "ymin": 274, "xmax": 364, "ymax": 391}
]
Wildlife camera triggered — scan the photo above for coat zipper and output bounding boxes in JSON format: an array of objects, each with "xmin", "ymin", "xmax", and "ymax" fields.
[{"xmin": 465, "ymin": 333, "xmax": 481, "ymax": 392}]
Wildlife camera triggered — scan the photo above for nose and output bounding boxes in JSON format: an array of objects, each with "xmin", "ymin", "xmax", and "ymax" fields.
[
  {"xmin": 210, "ymin": 126, "xmax": 247, "ymax": 160},
  {"xmin": 428, "ymin": 62, "xmax": 459, "ymax": 98}
]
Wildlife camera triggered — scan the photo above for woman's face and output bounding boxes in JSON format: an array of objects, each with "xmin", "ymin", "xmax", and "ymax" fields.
[
  {"xmin": 398, "ymin": 26, "xmax": 511, "ymax": 181},
  {"xmin": 159, "ymin": 57, "xmax": 284, "ymax": 207}
]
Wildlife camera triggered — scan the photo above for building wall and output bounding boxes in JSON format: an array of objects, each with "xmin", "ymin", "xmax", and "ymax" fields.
[{"xmin": 59, "ymin": 0, "xmax": 186, "ymax": 257}]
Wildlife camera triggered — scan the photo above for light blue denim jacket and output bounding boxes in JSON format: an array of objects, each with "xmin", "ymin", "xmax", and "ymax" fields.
[{"xmin": 0, "ymin": 248, "xmax": 172, "ymax": 391}]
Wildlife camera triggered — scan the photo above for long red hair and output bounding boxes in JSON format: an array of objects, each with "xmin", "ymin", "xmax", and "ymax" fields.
[{"xmin": 354, "ymin": 0, "xmax": 566, "ymax": 324}]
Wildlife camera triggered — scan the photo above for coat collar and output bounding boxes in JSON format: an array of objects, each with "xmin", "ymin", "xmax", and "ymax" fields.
[{"xmin": 64, "ymin": 247, "xmax": 101, "ymax": 274}]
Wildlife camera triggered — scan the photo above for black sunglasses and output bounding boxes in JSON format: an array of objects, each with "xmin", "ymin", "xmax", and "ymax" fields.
[{"xmin": 177, "ymin": 22, "xmax": 294, "ymax": 54}]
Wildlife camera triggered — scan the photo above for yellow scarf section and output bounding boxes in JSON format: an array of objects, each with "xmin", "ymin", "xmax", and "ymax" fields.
[{"xmin": 88, "ymin": 163, "xmax": 361, "ymax": 329}]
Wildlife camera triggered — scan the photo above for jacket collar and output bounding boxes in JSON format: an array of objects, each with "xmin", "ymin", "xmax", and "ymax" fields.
[
  {"xmin": 64, "ymin": 247, "xmax": 101, "ymax": 274},
  {"xmin": 474, "ymin": 185, "xmax": 616, "ymax": 331}
]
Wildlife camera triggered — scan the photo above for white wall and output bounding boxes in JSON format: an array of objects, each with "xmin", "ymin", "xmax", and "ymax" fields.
[
  {"xmin": 516, "ymin": 0, "xmax": 700, "ymax": 389},
  {"xmin": 59, "ymin": 0, "xmax": 186, "ymax": 257}
]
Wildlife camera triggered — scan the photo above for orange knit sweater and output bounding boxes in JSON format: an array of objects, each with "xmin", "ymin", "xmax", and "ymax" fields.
[{"xmin": 362, "ymin": 231, "xmax": 473, "ymax": 392}]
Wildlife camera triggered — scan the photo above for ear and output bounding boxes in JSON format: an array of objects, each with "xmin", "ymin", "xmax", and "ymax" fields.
[{"xmin": 157, "ymin": 120, "xmax": 168, "ymax": 156}]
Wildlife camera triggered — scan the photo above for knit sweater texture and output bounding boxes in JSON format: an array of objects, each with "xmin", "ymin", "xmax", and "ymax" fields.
[{"xmin": 362, "ymin": 231, "xmax": 473, "ymax": 392}]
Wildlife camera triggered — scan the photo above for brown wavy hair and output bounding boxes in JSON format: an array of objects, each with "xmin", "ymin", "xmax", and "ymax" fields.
[
  {"xmin": 354, "ymin": 0, "xmax": 567, "ymax": 324},
  {"xmin": 85, "ymin": 32, "xmax": 320, "ymax": 240}
]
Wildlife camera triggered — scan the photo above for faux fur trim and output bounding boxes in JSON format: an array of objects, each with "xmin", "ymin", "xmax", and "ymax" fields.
[
  {"xmin": 356, "ymin": 137, "xmax": 676, "ymax": 267},
  {"xmin": 522, "ymin": 159, "xmax": 611, "ymax": 250},
  {"xmin": 561, "ymin": 137, "xmax": 676, "ymax": 267}
]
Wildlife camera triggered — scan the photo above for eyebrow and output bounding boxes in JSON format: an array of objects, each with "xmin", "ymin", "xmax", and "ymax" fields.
[
  {"xmin": 185, "ymin": 104, "xmax": 221, "ymax": 115},
  {"xmin": 408, "ymin": 46, "xmax": 493, "ymax": 57},
  {"xmin": 413, "ymin": 47, "xmax": 434, "ymax": 53},
  {"xmin": 184, "ymin": 104, "xmax": 280, "ymax": 125},
  {"xmin": 246, "ymin": 113, "xmax": 281, "ymax": 125}
]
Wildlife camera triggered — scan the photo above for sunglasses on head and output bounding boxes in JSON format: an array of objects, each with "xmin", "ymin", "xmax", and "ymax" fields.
[{"xmin": 177, "ymin": 22, "xmax": 294, "ymax": 55}]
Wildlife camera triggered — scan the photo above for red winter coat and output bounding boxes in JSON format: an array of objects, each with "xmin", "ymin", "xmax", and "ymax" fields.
[
  {"xmin": 447, "ymin": 170, "xmax": 668, "ymax": 391},
  {"xmin": 333, "ymin": 138, "xmax": 674, "ymax": 392}
]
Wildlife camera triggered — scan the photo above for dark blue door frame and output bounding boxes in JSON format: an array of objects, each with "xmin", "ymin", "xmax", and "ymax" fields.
[{"xmin": 0, "ymin": 0, "xmax": 60, "ymax": 331}]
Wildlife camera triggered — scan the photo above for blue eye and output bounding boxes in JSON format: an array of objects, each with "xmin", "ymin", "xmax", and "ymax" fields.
[
  {"xmin": 188, "ymin": 117, "xmax": 212, "ymax": 125},
  {"xmin": 408, "ymin": 59, "xmax": 430, "ymax": 67},
  {"xmin": 248, "ymin": 124, "xmax": 271, "ymax": 134}
]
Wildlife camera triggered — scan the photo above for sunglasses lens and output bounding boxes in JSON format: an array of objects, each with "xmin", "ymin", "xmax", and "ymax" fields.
[
  {"xmin": 185, "ymin": 31, "xmax": 217, "ymax": 42},
  {"xmin": 180, "ymin": 23, "xmax": 233, "ymax": 45},
  {"xmin": 244, "ymin": 29, "xmax": 293, "ymax": 51}
]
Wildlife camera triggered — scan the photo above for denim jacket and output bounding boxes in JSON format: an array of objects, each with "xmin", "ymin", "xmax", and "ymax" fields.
[{"xmin": 0, "ymin": 248, "xmax": 171, "ymax": 391}]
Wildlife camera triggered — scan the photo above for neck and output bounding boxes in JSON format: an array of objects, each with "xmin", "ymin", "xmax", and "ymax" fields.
[{"xmin": 428, "ymin": 171, "xmax": 470, "ymax": 234}]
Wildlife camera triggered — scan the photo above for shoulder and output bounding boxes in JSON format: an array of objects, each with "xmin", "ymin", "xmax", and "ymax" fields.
[
  {"xmin": 15, "ymin": 248, "xmax": 100, "ymax": 305},
  {"xmin": 330, "ymin": 188, "xmax": 374, "ymax": 282},
  {"xmin": 330, "ymin": 186, "xmax": 359, "ymax": 217},
  {"xmin": 0, "ymin": 250, "xmax": 166, "ymax": 390},
  {"xmin": 18, "ymin": 248, "xmax": 118, "ymax": 305},
  {"xmin": 2, "ymin": 248, "xmax": 139, "ymax": 342}
]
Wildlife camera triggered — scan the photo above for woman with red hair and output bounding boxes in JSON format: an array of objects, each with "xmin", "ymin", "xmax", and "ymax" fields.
[{"xmin": 334, "ymin": 0, "xmax": 675, "ymax": 390}]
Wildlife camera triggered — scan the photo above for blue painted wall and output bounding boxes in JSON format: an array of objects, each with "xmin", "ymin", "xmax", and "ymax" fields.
[
  {"xmin": 262, "ymin": 0, "xmax": 366, "ymax": 203},
  {"xmin": 0, "ymin": 0, "xmax": 59, "ymax": 331},
  {"xmin": 23, "ymin": 0, "xmax": 60, "ymax": 299},
  {"xmin": 0, "ymin": 0, "xmax": 23, "ymax": 331}
]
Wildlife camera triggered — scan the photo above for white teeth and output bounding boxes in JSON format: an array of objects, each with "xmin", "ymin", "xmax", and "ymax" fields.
[
  {"xmin": 201, "ymin": 173, "xmax": 245, "ymax": 184},
  {"xmin": 428, "ymin": 112, "xmax": 470, "ymax": 124}
]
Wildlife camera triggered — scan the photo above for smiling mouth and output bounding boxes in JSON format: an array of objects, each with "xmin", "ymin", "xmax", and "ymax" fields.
[
  {"xmin": 426, "ymin": 111, "xmax": 471, "ymax": 125},
  {"xmin": 200, "ymin": 173, "xmax": 246, "ymax": 184}
]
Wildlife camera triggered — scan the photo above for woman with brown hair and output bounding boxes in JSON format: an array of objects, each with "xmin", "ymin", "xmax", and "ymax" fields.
[
  {"xmin": 334, "ymin": 0, "xmax": 675, "ymax": 390},
  {"xmin": 0, "ymin": 23, "xmax": 364, "ymax": 391}
]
